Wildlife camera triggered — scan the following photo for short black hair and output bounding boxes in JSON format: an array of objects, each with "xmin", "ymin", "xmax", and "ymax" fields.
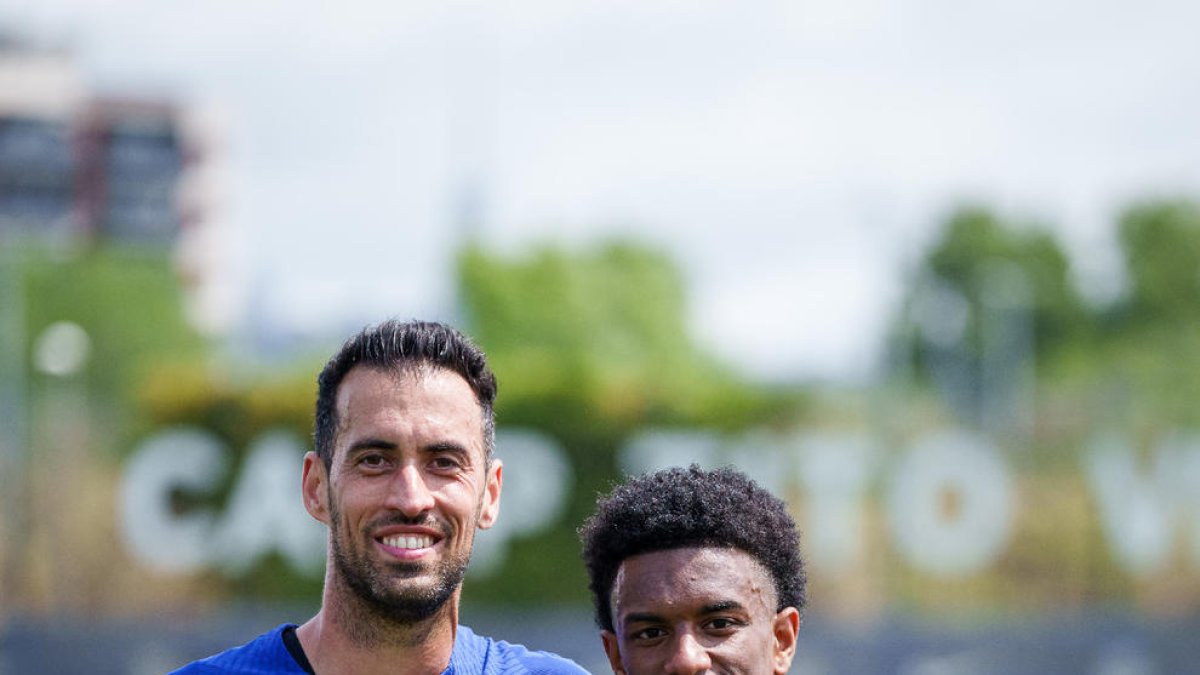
[
  {"xmin": 579, "ymin": 464, "xmax": 806, "ymax": 632},
  {"xmin": 313, "ymin": 319, "xmax": 497, "ymax": 469}
]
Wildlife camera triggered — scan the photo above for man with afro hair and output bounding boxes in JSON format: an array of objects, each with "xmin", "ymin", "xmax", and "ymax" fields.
[{"xmin": 579, "ymin": 465, "xmax": 806, "ymax": 675}]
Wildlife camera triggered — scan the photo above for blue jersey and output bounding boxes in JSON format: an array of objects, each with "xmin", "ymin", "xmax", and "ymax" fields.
[{"xmin": 172, "ymin": 623, "xmax": 589, "ymax": 675}]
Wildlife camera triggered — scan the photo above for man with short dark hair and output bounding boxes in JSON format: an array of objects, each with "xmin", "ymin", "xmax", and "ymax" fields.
[
  {"xmin": 174, "ymin": 319, "xmax": 586, "ymax": 674},
  {"xmin": 579, "ymin": 465, "xmax": 806, "ymax": 675}
]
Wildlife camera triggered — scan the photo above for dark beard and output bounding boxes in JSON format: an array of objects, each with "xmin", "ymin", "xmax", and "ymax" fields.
[{"xmin": 328, "ymin": 505, "xmax": 470, "ymax": 626}]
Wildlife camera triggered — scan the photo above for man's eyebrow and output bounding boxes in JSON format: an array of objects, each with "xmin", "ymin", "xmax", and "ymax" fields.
[
  {"xmin": 620, "ymin": 600, "xmax": 748, "ymax": 624},
  {"xmin": 622, "ymin": 612, "xmax": 666, "ymax": 625},
  {"xmin": 424, "ymin": 441, "xmax": 470, "ymax": 455},
  {"xmin": 701, "ymin": 600, "xmax": 747, "ymax": 614},
  {"xmin": 344, "ymin": 438, "xmax": 397, "ymax": 456}
]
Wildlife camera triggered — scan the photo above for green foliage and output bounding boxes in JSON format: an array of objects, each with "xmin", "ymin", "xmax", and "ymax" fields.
[
  {"xmin": 890, "ymin": 206, "xmax": 1092, "ymax": 432},
  {"xmin": 13, "ymin": 243, "xmax": 210, "ymax": 454},
  {"xmin": 1072, "ymin": 199, "xmax": 1200, "ymax": 430},
  {"xmin": 920, "ymin": 205, "xmax": 1090, "ymax": 361},
  {"xmin": 894, "ymin": 197, "xmax": 1200, "ymax": 435},
  {"xmin": 879, "ymin": 199, "xmax": 1200, "ymax": 614},
  {"xmin": 137, "ymin": 363, "xmax": 315, "ymax": 454},
  {"xmin": 457, "ymin": 239, "xmax": 807, "ymax": 604},
  {"xmin": 33, "ymin": 201, "xmax": 1200, "ymax": 612},
  {"xmin": 132, "ymin": 357, "xmax": 321, "ymax": 601},
  {"xmin": 459, "ymin": 241, "xmax": 800, "ymax": 433},
  {"xmin": 1115, "ymin": 199, "xmax": 1200, "ymax": 325},
  {"xmin": 91, "ymin": 237, "xmax": 804, "ymax": 605}
]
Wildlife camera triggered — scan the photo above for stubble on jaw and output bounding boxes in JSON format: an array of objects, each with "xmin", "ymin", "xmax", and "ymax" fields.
[{"xmin": 325, "ymin": 491, "xmax": 472, "ymax": 648}]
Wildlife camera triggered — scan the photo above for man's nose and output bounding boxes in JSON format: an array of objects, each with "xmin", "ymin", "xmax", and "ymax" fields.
[
  {"xmin": 386, "ymin": 464, "xmax": 436, "ymax": 516},
  {"xmin": 663, "ymin": 631, "xmax": 711, "ymax": 675}
]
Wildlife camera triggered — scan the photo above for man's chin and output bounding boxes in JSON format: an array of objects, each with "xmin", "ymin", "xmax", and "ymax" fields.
[
  {"xmin": 383, "ymin": 559, "xmax": 433, "ymax": 578},
  {"xmin": 366, "ymin": 582, "xmax": 457, "ymax": 623},
  {"xmin": 369, "ymin": 564, "xmax": 460, "ymax": 607},
  {"xmin": 332, "ymin": 540, "xmax": 469, "ymax": 623}
]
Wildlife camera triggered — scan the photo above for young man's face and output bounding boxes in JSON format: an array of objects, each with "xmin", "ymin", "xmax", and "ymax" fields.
[
  {"xmin": 602, "ymin": 547, "xmax": 799, "ymax": 675},
  {"xmin": 302, "ymin": 366, "xmax": 502, "ymax": 622}
]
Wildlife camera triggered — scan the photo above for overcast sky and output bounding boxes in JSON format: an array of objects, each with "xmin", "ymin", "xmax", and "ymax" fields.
[{"xmin": 5, "ymin": 0, "xmax": 1200, "ymax": 382}]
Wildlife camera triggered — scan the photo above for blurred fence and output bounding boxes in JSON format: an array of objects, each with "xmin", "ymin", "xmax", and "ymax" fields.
[{"xmin": 2, "ymin": 608, "xmax": 1197, "ymax": 674}]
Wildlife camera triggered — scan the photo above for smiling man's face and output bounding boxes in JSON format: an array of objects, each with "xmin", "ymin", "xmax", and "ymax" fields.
[
  {"xmin": 303, "ymin": 365, "xmax": 502, "ymax": 623},
  {"xmin": 602, "ymin": 547, "xmax": 799, "ymax": 675}
]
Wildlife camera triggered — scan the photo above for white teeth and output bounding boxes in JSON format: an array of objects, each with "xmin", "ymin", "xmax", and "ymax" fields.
[{"xmin": 383, "ymin": 534, "xmax": 434, "ymax": 550}]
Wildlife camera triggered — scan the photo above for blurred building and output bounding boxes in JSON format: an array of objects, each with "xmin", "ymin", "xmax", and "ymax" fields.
[
  {"xmin": 0, "ymin": 38, "xmax": 82, "ymax": 243},
  {"xmin": 0, "ymin": 33, "xmax": 230, "ymax": 334},
  {"xmin": 76, "ymin": 97, "xmax": 185, "ymax": 246}
]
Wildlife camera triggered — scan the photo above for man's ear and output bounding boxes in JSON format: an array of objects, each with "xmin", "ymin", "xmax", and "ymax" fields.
[
  {"xmin": 601, "ymin": 630, "xmax": 626, "ymax": 675},
  {"xmin": 477, "ymin": 459, "xmax": 502, "ymax": 530},
  {"xmin": 772, "ymin": 607, "xmax": 801, "ymax": 675},
  {"xmin": 302, "ymin": 451, "xmax": 331, "ymax": 524}
]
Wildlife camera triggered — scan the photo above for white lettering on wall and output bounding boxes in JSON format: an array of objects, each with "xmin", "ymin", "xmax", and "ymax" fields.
[
  {"xmin": 622, "ymin": 427, "xmax": 1017, "ymax": 577},
  {"xmin": 619, "ymin": 429, "xmax": 721, "ymax": 475},
  {"xmin": 1086, "ymin": 432, "xmax": 1200, "ymax": 576},
  {"xmin": 470, "ymin": 428, "xmax": 572, "ymax": 577},
  {"xmin": 885, "ymin": 431, "xmax": 1016, "ymax": 577},
  {"xmin": 120, "ymin": 423, "xmax": 1200, "ymax": 581},
  {"xmin": 119, "ymin": 427, "xmax": 570, "ymax": 578},
  {"xmin": 797, "ymin": 434, "xmax": 874, "ymax": 571},
  {"xmin": 214, "ymin": 431, "xmax": 326, "ymax": 575},
  {"xmin": 724, "ymin": 429, "xmax": 792, "ymax": 498},
  {"xmin": 118, "ymin": 428, "xmax": 228, "ymax": 574}
]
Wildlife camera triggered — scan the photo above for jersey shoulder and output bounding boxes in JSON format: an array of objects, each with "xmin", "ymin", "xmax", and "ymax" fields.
[
  {"xmin": 170, "ymin": 624, "xmax": 306, "ymax": 675},
  {"xmin": 454, "ymin": 625, "xmax": 590, "ymax": 675}
]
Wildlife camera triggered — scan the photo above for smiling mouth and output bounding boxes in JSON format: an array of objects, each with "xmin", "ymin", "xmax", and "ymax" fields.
[{"xmin": 380, "ymin": 534, "xmax": 436, "ymax": 550}]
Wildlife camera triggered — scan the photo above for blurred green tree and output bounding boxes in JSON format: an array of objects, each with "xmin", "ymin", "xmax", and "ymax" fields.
[
  {"xmin": 889, "ymin": 206, "xmax": 1092, "ymax": 431},
  {"xmin": 921, "ymin": 205, "xmax": 1090, "ymax": 361},
  {"xmin": 1115, "ymin": 199, "xmax": 1200, "ymax": 325},
  {"xmin": 14, "ymin": 243, "xmax": 210, "ymax": 454},
  {"xmin": 1095, "ymin": 198, "xmax": 1200, "ymax": 428},
  {"xmin": 120, "ymin": 238, "xmax": 805, "ymax": 606},
  {"xmin": 457, "ymin": 239, "xmax": 806, "ymax": 604}
]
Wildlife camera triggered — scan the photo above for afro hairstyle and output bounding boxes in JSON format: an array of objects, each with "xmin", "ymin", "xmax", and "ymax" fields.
[{"xmin": 579, "ymin": 464, "xmax": 806, "ymax": 632}]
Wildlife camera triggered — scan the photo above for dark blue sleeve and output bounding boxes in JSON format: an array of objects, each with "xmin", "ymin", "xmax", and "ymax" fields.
[{"xmin": 168, "ymin": 625, "xmax": 308, "ymax": 675}]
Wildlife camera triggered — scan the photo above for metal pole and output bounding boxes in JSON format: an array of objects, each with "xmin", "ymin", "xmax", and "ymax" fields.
[{"xmin": 0, "ymin": 242, "xmax": 29, "ymax": 614}]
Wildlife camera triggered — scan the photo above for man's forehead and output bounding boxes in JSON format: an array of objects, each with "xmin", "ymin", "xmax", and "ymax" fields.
[
  {"xmin": 611, "ymin": 546, "xmax": 777, "ymax": 617},
  {"xmin": 338, "ymin": 364, "xmax": 477, "ymax": 404},
  {"xmin": 333, "ymin": 365, "xmax": 485, "ymax": 439}
]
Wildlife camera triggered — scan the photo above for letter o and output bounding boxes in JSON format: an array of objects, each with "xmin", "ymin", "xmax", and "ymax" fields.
[{"xmin": 886, "ymin": 430, "xmax": 1016, "ymax": 577}]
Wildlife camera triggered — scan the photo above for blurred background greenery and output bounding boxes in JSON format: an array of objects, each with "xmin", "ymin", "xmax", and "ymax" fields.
[
  {"xmin": 3, "ymin": 3, "xmax": 1200, "ymax": 672},
  {"xmin": 4, "ymin": 199, "xmax": 1200, "ymax": 617}
]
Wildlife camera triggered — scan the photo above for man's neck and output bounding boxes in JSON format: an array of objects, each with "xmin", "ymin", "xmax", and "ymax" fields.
[{"xmin": 296, "ymin": 588, "xmax": 461, "ymax": 675}]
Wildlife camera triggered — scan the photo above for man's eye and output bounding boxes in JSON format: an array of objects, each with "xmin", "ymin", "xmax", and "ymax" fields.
[
  {"xmin": 359, "ymin": 454, "xmax": 387, "ymax": 468},
  {"xmin": 704, "ymin": 617, "xmax": 743, "ymax": 633},
  {"xmin": 430, "ymin": 457, "xmax": 462, "ymax": 471},
  {"xmin": 630, "ymin": 627, "xmax": 666, "ymax": 641}
]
